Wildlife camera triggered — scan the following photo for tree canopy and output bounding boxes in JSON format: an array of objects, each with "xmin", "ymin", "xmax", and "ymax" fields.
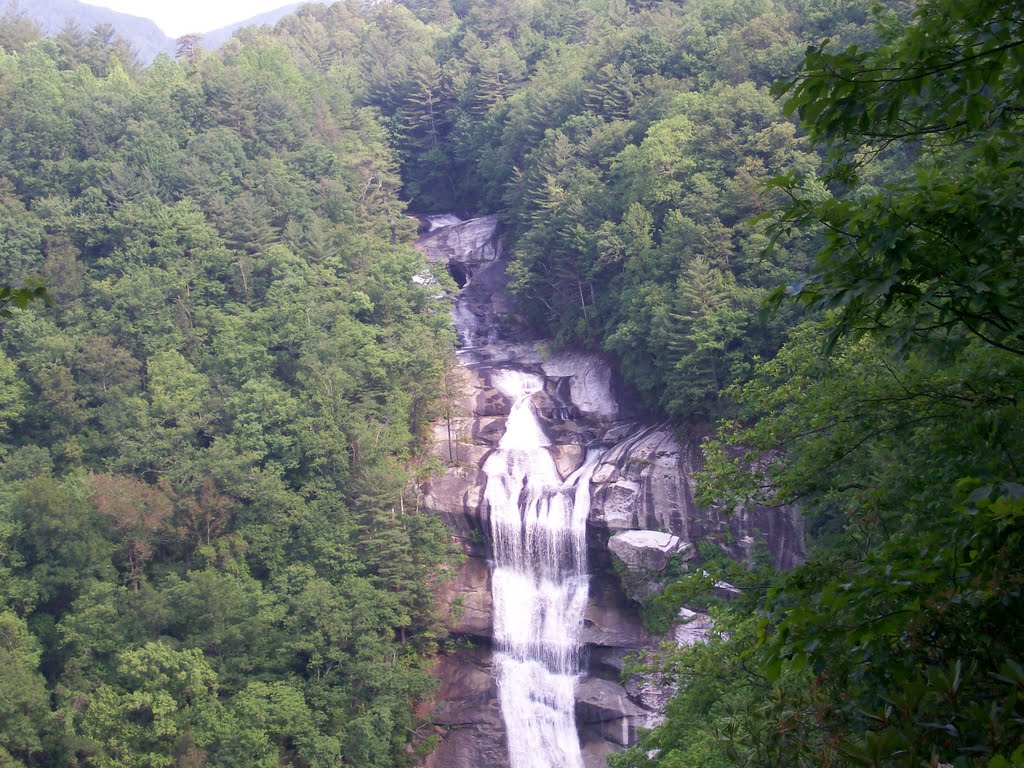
[
  {"xmin": 0, "ymin": 14, "xmax": 457, "ymax": 767},
  {"xmin": 1, "ymin": 1, "xmax": 1021, "ymax": 766}
]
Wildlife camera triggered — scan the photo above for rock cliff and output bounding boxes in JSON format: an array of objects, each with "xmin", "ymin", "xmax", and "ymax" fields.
[{"xmin": 416, "ymin": 216, "xmax": 805, "ymax": 768}]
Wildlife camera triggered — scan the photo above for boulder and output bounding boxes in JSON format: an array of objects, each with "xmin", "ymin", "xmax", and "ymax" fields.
[
  {"xmin": 473, "ymin": 416, "xmax": 507, "ymax": 446},
  {"xmin": 422, "ymin": 466, "xmax": 486, "ymax": 527},
  {"xmin": 431, "ymin": 420, "xmax": 492, "ymax": 467},
  {"xmin": 428, "ymin": 648, "xmax": 502, "ymax": 727},
  {"xmin": 589, "ymin": 647, "xmax": 633, "ymax": 677},
  {"xmin": 608, "ymin": 530, "xmax": 694, "ymax": 572},
  {"xmin": 675, "ymin": 608, "xmax": 713, "ymax": 647},
  {"xmin": 423, "ymin": 728, "xmax": 508, "ymax": 768},
  {"xmin": 541, "ymin": 351, "xmax": 619, "ymax": 421},
  {"xmin": 576, "ymin": 678, "xmax": 661, "ymax": 751},
  {"xmin": 549, "ymin": 444, "xmax": 585, "ymax": 479},
  {"xmin": 474, "ymin": 386, "xmax": 511, "ymax": 417},
  {"xmin": 581, "ymin": 572, "xmax": 651, "ymax": 648}
]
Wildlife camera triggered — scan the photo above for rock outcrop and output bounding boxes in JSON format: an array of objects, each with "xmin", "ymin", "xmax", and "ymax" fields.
[
  {"xmin": 576, "ymin": 677, "xmax": 658, "ymax": 752},
  {"xmin": 589, "ymin": 424, "xmax": 806, "ymax": 570},
  {"xmin": 608, "ymin": 530, "xmax": 696, "ymax": 601},
  {"xmin": 415, "ymin": 216, "xmax": 805, "ymax": 768},
  {"xmin": 608, "ymin": 530, "xmax": 693, "ymax": 572},
  {"xmin": 417, "ymin": 213, "xmax": 505, "ymax": 281},
  {"xmin": 420, "ymin": 647, "xmax": 508, "ymax": 768}
]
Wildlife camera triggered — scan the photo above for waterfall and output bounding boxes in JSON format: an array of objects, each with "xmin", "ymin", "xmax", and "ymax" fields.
[
  {"xmin": 426, "ymin": 213, "xmax": 463, "ymax": 231},
  {"xmin": 484, "ymin": 369, "xmax": 602, "ymax": 768},
  {"xmin": 419, "ymin": 215, "xmax": 605, "ymax": 766}
]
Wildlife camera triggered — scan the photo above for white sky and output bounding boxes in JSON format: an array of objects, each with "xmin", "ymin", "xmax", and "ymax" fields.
[{"xmin": 81, "ymin": 0, "xmax": 293, "ymax": 37}]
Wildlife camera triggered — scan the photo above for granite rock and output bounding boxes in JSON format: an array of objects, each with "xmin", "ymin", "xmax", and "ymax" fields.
[{"xmin": 608, "ymin": 530, "xmax": 694, "ymax": 572}]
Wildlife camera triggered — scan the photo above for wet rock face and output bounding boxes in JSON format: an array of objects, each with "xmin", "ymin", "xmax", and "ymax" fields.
[
  {"xmin": 417, "ymin": 213, "xmax": 505, "ymax": 274},
  {"xmin": 415, "ymin": 215, "xmax": 806, "ymax": 768},
  {"xmin": 420, "ymin": 647, "xmax": 509, "ymax": 768},
  {"xmin": 417, "ymin": 214, "xmax": 537, "ymax": 349},
  {"xmin": 582, "ymin": 569, "xmax": 652, "ymax": 649},
  {"xmin": 437, "ymin": 555, "xmax": 493, "ymax": 639},
  {"xmin": 575, "ymin": 677, "xmax": 655, "ymax": 743}
]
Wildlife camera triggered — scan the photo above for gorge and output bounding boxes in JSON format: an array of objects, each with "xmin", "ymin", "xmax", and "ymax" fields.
[
  {"xmin": 1, "ymin": 3, "xmax": 1017, "ymax": 765},
  {"xmin": 415, "ymin": 215, "xmax": 807, "ymax": 768}
]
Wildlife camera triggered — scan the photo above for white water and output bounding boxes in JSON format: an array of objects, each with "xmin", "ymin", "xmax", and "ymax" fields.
[
  {"xmin": 484, "ymin": 369, "xmax": 602, "ymax": 768},
  {"xmin": 427, "ymin": 213, "xmax": 463, "ymax": 230},
  {"xmin": 424, "ymin": 214, "xmax": 604, "ymax": 766}
]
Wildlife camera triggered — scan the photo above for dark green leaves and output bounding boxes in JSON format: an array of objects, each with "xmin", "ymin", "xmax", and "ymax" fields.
[
  {"xmin": 0, "ymin": 279, "xmax": 48, "ymax": 318},
  {"xmin": 769, "ymin": 0, "xmax": 1024, "ymax": 355}
]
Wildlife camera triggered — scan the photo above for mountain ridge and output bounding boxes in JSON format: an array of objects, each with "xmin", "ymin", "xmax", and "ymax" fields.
[{"xmin": 2, "ymin": 0, "xmax": 306, "ymax": 62}]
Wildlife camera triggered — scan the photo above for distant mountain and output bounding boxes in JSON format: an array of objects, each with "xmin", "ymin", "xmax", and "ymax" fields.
[
  {"xmin": 3, "ymin": 0, "xmax": 309, "ymax": 63},
  {"xmin": 5, "ymin": 0, "xmax": 176, "ymax": 62},
  {"xmin": 200, "ymin": 3, "xmax": 305, "ymax": 49}
]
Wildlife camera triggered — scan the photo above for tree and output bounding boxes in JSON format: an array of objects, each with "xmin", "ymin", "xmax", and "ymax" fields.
[
  {"xmin": 0, "ymin": 350, "xmax": 26, "ymax": 437},
  {"xmin": 662, "ymin": 256, "xmax": 748, "ymax": 416},
  {"xmin": 0, "ymin": 3, "xmax": 40, "ymax": 52},
  {"xmin": 73, "ymin": 642, "xmax": 226, "ymax": 768},
  {"xmin": 610, "ymin": 4, "xmax": 1024, "ymax": 766},
  {"xmin": 11, "ymin": 475, "xmax": 114, "ymax": 609},
  {"xmin": 583, "ymin": 62, "xmax": 640, "ymax": 120},
  {"xmin": 175, "ymin": 34, "xmax": 204, "ymax": 65},
  {"xmin": 0, "ymin": 611, "xmax": 51, "ymax": 765},
  {"xmin": 145, "ymin": 350, "xmax": 210, "ymax": 436},
  {"xmin": 162, "ymin": 568, "xmax": 286, "ymax": 688},
  {"xmin": 89, "ymin": 474, "xmax": 173, "ymax": 591},
  {"xmin": 694, "ymin": 328, "xmax": 1024, "ymax": 767},
  {"xmin": 770, "ymin": 0, "xmax": 1024, "ymax": 355},
  {"xmin": 0, "ymin": 19, "xmax": 457, "ymax": 767}
]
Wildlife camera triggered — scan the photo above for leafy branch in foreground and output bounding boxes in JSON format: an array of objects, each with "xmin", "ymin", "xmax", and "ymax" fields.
[
  {"xmin": 0, "ymin": 279, "xmax": 48, "ymax": 318},
  {"xmin": 767, "ymin": 0, "xmax": 1024, "ymax": 355},
  {"xmin": 620, "ymin": 326, "xmax": 1024, "ymax": 768}
]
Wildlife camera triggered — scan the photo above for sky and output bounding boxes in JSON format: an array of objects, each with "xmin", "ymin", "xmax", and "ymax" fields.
[{"xmin": 82, "ymin": 0, "xmax": 292, "ymax": 37}]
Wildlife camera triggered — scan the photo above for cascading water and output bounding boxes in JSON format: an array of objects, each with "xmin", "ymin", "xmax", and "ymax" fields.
[
  {"xmin": 426, "ymin": 213, "xmax": 464, "ymax": 231},
  {"xmin": 419, "ymin": 214, "xmax": 608, "ymax": 767},
  {"xmin": 484, "ymin": 369, "xmax": 603, "ymax": 768}
]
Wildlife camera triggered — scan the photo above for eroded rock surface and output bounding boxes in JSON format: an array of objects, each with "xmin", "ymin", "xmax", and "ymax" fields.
[
  {"xmin": 417, "ymin": 213, "xmax": 504, "ymax": 277},
  {"xmin": 590, "ymin": 425, "xmax": 807, "ymax": 570},
  {"xmin": 420, "ymin": 647, "xmax": 509, "ymax": 768}
]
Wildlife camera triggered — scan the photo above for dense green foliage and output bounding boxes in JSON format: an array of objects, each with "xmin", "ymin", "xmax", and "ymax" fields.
[
  {"xmin": 0, "ymin": 14, "xmax": 457, "ymax": 768},
  {"xmin": 614, "ymin": 331, "xmax": 1024, "ymax": 767},
  {"xmin": 770, "ymin": 0, "xmax": 1024, "ymax": 356},
  {"xmin": 2, "ymin": 0, "xmax": 1022, "ymax": 766},
  {"xmin": 350, "ymin": 0, "xmax": 890, "ymax": 418},
  {"xmin": 606, "ymin": 0, "xmax": 1024, "ymax": 766},
  {"xmin": 268, "ymin": 2, "xmax": 1019, "ymax": 765}
]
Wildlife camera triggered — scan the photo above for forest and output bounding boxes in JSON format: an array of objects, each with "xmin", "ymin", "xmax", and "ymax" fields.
[{"xmin": 0, "ymin": 0, "xmax": 1021, "ymax": 767}]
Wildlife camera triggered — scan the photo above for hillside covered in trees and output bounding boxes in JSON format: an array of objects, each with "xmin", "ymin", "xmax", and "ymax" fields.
[
  {"xmin": 1, "ymin": 0, "xmax": 1022, "ymax": 766},
  {"xmin": 0, "ymin": 9, "xmax": 458, "ymax": 767}
]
